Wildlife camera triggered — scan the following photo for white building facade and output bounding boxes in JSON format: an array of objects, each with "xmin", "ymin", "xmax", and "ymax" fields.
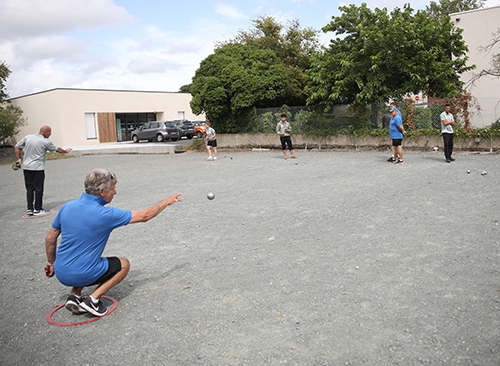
[
  {"xmin": 452, "ymin": 6, "xmax": 500, "ymax": 127},
  {"xmin": 11, "ymin": 88, "xmax": 204, "ymax": 147}
]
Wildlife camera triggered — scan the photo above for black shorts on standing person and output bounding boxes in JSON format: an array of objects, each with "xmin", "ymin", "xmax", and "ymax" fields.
[{"xmin": 280, "ymin": 135, "xmax": 293, "ymax": 151}]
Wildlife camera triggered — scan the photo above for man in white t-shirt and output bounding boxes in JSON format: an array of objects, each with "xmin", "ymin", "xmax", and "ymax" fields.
[{"xmin": 440, "ymin": 104, "xmax": 455, "ymax": 163}]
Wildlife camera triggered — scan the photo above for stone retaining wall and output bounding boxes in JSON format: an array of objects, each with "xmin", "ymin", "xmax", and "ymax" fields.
[{"xmin": 217, "ymin": 134, "xmax": 499, "ymax": 152}]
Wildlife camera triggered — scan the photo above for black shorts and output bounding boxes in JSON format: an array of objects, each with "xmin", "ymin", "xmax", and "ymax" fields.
[
  {"xmin": 391, "ymin": 139, "xmax": 403, "ymax": 147},
  {"xmin": 207, "ymin": 139, "xmax": 217, "ymax": 147},
  {"xmin": 88, "ymin": 257, "xmax": 122, "ymax": 286},
  {"xmin": 280, "ymin": 135, "xmax": 293, "ymax": 150}
]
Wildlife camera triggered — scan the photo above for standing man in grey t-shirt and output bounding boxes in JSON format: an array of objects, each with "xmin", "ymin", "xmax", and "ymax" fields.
[
  {"xmin": 14, "ymin": 125, "xmax": 72, "ymax": 216},
  {"xmin": 440, "ymin": 104, "xmax": 455, "ymax": 163}
]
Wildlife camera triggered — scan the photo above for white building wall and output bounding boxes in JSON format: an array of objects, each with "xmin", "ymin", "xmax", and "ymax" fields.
[
  {"xmin": 452, "ymin": 6, "xmax": 500, "ymax": 128},
  {"xmin": 11, "ymin": 88, "xmax": 203, "ymax": 147}
]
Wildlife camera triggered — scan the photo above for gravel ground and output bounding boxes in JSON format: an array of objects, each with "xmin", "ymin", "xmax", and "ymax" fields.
[{"xmin": 0, "ymin": 149, "xmax": 499, "ymax": 365}]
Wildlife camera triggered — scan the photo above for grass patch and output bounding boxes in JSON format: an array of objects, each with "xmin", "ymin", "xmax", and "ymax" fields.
[{"xmin": 183, "ymin": 138, "xmax": 206, "ymax": 152}]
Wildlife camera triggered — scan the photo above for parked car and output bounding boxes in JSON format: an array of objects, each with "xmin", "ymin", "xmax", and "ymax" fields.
[
  {"xmin": 130, "ymin": 121, "xmax": 180, "ymax": 143},
  {"xmin": 174, "ymin": 120, "xmax": 195, "ymax": 139},
  {"xmin": 193, "ymin": 121, "xmax": 206, "ymax": 138}
]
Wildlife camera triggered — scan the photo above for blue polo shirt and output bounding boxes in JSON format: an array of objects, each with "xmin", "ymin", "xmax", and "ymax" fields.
[
  {"xmin": 52, "ymin": 193, "xmax": 132, "ymax": 287},
  {"xmin": 389, "ymin": 114, "xmax": 403, "ymax": 139}
]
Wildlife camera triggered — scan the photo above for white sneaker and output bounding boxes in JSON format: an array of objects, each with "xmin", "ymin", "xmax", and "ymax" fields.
[
  {"xmin": 207, "ymin": 157, "xmax": 213, "ymax": 161},
  {"xmin": 213, "ymin": 157, "xmax": 217, "ymax": 160}
]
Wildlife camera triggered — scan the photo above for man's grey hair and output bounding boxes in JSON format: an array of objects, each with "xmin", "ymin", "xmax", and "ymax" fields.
[{"xmin": 85, "ymin": 168, "xmax": 117, "ymax": 196}]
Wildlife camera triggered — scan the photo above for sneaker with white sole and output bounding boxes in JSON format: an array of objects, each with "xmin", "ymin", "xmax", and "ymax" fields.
[
  {"xmin": 33, "ymin": 209, "xmax": 50, "ymax": 216},
  {"xmin": 27, "ymin": 209, "xmax": 34, "ymax": 216},
  {"xmin": 65, "ymin": 294, "xmax": 87, "ymax": 315},
  {"xmin": 207, "ymin": 157, "xmax": 213, "ymax": 161},
  {"xmin": 213, "ymin": 156, "xmax": 217, "ymax": 160},
  {"xmin": 80, "ymin": 297, "xmax": 108, "ymax": 317}
]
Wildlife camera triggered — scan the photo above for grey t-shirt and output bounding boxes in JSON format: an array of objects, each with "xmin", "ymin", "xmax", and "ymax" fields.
[{"xmin": 16, "ymin": 133, "xmax": 57, "ymax": 170}]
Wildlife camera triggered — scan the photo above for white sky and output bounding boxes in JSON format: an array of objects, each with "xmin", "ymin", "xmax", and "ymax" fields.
[{"xmin": 1, "ymin": 0, "xmax": 500, "ymax": 97}]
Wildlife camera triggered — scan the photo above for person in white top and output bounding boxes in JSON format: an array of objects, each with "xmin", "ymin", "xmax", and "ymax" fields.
[
  {"xmin": 205, "ymin": 122, "xmax": 218, "ymax": 161},
  {"xmin": 440, "ymin": 104, "xmax": 455, "ymax": 163},
  {"xmin": 276, "ymin": 114, "xmax": 297, "ymax": 160}
]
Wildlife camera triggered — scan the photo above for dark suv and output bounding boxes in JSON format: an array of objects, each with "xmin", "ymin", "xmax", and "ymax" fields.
[
  {"xmin": 130, "ymin": 121, "xmax": 180, "ymax": 143},
  {"xmin": 174, "ymin": 120, "xmax": 195, "ymax": 139}
]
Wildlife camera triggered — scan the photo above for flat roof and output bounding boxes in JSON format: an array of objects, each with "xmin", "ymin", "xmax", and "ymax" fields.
[{"xmin": 10, "ymin": 87, "xmax": 189, "ymax": 100}]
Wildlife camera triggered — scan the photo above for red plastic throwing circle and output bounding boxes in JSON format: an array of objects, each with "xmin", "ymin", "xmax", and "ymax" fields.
[{"xmin": 46, "ymin": 295, "xmax": 118, "ymax": 326}]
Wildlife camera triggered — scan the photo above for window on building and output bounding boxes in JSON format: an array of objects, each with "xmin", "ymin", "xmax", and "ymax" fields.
[
  {"xmin": 177, "ymin": 111, "xmax": 185, "ymax": 120},
  {"xmin": 85, "ymin": 113, "xmax": 97, "ymax": 139}
]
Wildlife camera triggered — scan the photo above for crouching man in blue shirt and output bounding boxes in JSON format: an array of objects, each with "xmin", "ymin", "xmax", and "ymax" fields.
[{"xmin": 45, "ymin": 168, "xmax": 183, "ymax": 316}]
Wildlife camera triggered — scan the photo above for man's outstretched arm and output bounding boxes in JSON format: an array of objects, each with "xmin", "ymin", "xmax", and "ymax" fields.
[{"xmin": 130, "ymin": 193, "xmax": 183, "ymax": 223}]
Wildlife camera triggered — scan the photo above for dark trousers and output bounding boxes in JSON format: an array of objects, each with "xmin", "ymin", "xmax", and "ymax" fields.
[
  {"xmin": 280, "ymin": 135, "xmax": 293, "ymax": 151},
  {"xmin": 442, "ymin": 133, "xmax": 454, "ymax": 160},
  {"xmin": 23, "ymin": 170, "xmax": 45, "ymax": 211}
]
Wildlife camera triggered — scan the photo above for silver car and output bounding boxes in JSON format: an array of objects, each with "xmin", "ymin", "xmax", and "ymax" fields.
[{"xmin": 130, "ymin": 121, "xmax": 180, "ymax": 143}]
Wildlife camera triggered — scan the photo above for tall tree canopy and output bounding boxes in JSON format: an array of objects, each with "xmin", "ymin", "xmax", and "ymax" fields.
[
  {"xmin": 217, "ymin": 16, "xmax": 320, "ymax": 106},
  {"xmin": 306, "ymin": 3, "xmax": 473, "ymax": 110},
  {"xmin": 190, "ymin": 43, "xmax": 289, "ymax": 132},
  {"xmin": 426, "ymin": 0, "xmax": 485, "ymax": 18},
  {"xmin": 0, "ymin": 62, "xmax": 11, "ymax": 103},
  {"xmin": 0, "ymin": 61, "xmax": 26, "ymax": 145},
  {"xmin": 178, "ymin": 84, "xmax": 191, "ymax": 93}
]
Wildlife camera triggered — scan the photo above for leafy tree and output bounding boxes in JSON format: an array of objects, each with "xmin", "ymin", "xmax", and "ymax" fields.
[
  {"xmin": 256, "ymin": 110, "xmax": 275, "ymax": 133},
  {"xmin": 190, "ymin": 43, "xmax": 289, "ymax": 132},
  {"xmin": 306, "ymin": 4, "xmax": 473, "ymax": 127},
  {"xmin": 0, "ymin": 105, "xmax": 27, "ymax": 145},
  {"xmin": 426, "ymin": 0, "xmax": 485, "ymax": 18},
  {"xmin": 0, "ymin": 62, "xmax": 11, "ymax": 103},
  {"xmin": 0, "ymin": 62, "xmax": 26, "ymax": 145},
  {"xmin": 178, "ymin": 84, "xmax": 191, "ymax": 93},
  {"xmin": 219, "ymin": 16, "xmax": 320, "ymax": 106}
]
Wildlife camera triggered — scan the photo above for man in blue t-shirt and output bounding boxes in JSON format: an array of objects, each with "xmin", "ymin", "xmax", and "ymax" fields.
[
  {"xmin": 45, "ymin": 169, "xmax": 183, "ymax": 316},
  {"xmin": 387, "ymin": 102, "xmax": 402, "ymax": 162},
  {"xmin": 389, "ymin": 108, "xmax": 405, "ymax": 164}
]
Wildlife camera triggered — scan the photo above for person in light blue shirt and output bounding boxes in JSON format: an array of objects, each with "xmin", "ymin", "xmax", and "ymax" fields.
[
  {"xmin": 389, "ymin": 108, "xmax": 405, "ymax": 164},
  {"xmin": 387, "ymin": 102, "xmax": 402, "ymax": 162},
  {"xmin": 45, "ymin": 169, "xmax": 183, "ymax": 316}
]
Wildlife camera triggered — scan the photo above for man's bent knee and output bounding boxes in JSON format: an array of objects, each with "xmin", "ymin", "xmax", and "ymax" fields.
[{"xmin": 118, "ymin": 257, "xmax": 130, "ymax": 273}]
